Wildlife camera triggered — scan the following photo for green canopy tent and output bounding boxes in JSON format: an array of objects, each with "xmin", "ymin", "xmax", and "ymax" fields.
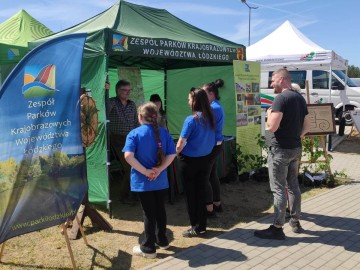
[
  {"xmin": 0, "ymin": 9, "xmax": 53, "ymax": 85},
  {"xmin": 31, "ymin": 0, "xmax": 246, "ymax": 206}
]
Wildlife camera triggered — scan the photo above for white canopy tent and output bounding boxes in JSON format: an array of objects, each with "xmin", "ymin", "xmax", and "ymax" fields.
[
  {"xmin": 246, "ymin": 20, "xmax": 348, "ymax": 72},
  {"xmin": 247, "ymin": 21, "xmax": 351, "ymax": 146}
]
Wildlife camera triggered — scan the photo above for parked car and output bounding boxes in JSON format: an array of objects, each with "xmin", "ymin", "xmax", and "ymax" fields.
[
  {"xmin": 350, "ymin": 78, "xmax": 360, "ymax": 87},
  {"xmin": 260, "ymin": 70, "xmax": 360, "ymax": 125}
]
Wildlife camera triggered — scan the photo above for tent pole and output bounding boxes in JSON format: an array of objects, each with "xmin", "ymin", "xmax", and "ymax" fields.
[
  {"xmin": 164, "ymin": 68, "xmax": 168, "ymax": 113},
  {"xmin": 328, "ymin": 66, "xmax": 333, "ymax": 151},
  {"xmin": 104, "ymin": 57, "xmax": 113, "ymax": 219},
  {"xmin": 328, "ymin": 66, "xmax": 332, "ymax": 103}
]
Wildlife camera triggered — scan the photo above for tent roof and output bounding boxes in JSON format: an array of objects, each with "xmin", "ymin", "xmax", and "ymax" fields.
[
  {"xmin": 247, "ymin": 20, "xmax": 325, "ymax": 57},
  {"xmin": 247, "ymin": 20, "xmax": 348, "ymax": 70},
  {"xmin": 36, "ymin": 1, "xmax": 240, "ymax": 48},
  {"xmin": 0, "ymin": 9, "xmax": 53, "ymax": 47}
]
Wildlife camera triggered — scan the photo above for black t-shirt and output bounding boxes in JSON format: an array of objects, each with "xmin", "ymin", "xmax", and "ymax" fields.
[{"xmin": 267, "ymin": 89, "xmax": 308, "ymax": 149}]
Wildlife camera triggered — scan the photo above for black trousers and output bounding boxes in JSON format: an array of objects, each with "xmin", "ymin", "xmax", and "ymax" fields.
[
  {"xmin": 206, "ymin": 144, "xmax": 223, "ymax": 204},
  {"xmin": 110, "ymin": 133, "xmax": 131, "ymax": 200},
  {"xmin": 137, "ymin": 189, "xmax": 168, "ymax": 253},
  {"xmin": 178, "ymin": 154, "xmax": 212, "ymax": 232}
]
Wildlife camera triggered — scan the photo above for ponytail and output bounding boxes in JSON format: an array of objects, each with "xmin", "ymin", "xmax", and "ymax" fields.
[{"xmin": 202, "ymin": 78, "xmax": 224, "ymax": 100}]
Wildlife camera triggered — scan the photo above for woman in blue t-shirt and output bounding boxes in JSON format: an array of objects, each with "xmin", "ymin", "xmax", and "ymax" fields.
[
  {"xmin": 203, "ymin": 79, "xmax": 225, "ymax": 217},
  {"xmin": 176, "ymin": 88, "xmax": 216, "ymax": 238},
  {"xmin": 123, "ymin": 102, "xmax": 176, "ymax": 259}
]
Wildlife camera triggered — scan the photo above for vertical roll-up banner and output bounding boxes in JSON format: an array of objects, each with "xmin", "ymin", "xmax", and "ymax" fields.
[
  {"xmin": 233, "ymin": 60, "xmax": 262, "ymax": 171},
  {"xmin": 0, "ymin": 34, "xmax": 87, "ymax": 244}
]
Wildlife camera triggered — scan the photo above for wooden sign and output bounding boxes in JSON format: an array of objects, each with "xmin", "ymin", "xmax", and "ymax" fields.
[
  {"xmin": 306, "ymin": 103, "xmax": 336, "ymax": 135},
  {"xmin": 350, "ymin": 109, "xmax": 360, "ymax": 132}
]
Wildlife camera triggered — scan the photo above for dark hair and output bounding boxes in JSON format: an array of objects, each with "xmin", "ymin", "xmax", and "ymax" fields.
[
  {"xmin": 189, "ymin": 88, "xmax": 215, "ymax": 129},
  {"xmin": 149, "ymin": 94, "xmax": 165, "ymax": 115},
  {"xmin": 138, "ymin": 102, "xmax": 164, "ymax": 166},
  {"xmin": 115, "ymin": 80, "xmax": 131, "ymax": 93},
  {"xmin": 202, "ymin": 79, "xmax": 224, "ymax": 100}
]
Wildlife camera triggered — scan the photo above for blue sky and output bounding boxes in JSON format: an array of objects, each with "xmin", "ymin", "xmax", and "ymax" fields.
[{"xmin": 1, "ymin": 0, "xmax": 360, "ymax": 67}]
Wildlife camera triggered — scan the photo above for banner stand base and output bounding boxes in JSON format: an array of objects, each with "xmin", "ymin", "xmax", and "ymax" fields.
[
  {"xmin": 68, "ymin": 194, "xmax": 113, "ymax": 240},
  {"xmin": 62, "ymin": 218, "xmax": 88, "ymax": 270}
]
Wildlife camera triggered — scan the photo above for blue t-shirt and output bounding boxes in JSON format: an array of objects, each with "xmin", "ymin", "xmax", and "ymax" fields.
[
  {"xmin": 180, "ymin": 113, "xmax": 215, "ymax": 157},
  {"xmin": 122, "ymin": 124, "xmax": 176, "ymax": 192},
  {"xmin": 211, "ymin": 100, "xmax": 225, "ymax": 142}
]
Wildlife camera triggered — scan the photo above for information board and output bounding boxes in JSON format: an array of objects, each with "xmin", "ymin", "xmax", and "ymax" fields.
[{"xmin": 307, "ymin": 103, "xmax": 336, "ymax": 135}]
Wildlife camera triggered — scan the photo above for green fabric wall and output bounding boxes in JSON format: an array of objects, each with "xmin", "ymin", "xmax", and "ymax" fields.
[
  {"xmin": 81, "ymin": 55, "xmax": 108, "ymax": 204},
  {"xmin": 141, "ymin": 69, "xmax": 164, "ymax": 103},
  {"xmin": 107, "ymin": 68, "xmax": 164, "ymax": 102},
  {"xmin": 167, "ymin": 66, "xmax": 236, "ymax": 138}
]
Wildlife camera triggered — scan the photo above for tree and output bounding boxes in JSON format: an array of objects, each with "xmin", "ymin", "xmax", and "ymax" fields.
[{"xmin": 348, "ymin": 65, "xmax": 360, "ymax": 78}]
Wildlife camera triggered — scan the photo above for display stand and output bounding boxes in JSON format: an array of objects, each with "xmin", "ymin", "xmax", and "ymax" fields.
[
  {"xmin": 61, "ymin": 216, "xmax": 88, "ymax": 270},
  {"xmin": 299, "ymin": 80, "xmax": 333, "ymax": 176},
  {"xmin": 300, "ymin": 135, "xmax": 332, "ymax": 175},
  {"xmin": 68, "ymin": 193, "xmax": 113, "ymax": 240}
]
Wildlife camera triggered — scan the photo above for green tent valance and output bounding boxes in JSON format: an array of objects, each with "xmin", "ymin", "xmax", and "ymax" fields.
[{"xmin": 109, "ymin": 31, "xmax": 245, "ymax": 63}]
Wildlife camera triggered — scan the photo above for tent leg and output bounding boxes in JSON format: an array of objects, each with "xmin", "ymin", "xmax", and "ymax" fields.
[{"xmin": 104, "ymin": 71, "xmax": 113, "ymax": 219}]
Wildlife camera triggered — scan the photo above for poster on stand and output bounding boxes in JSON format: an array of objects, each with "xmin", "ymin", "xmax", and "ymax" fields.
[{"xmin": 233, "ymin": 61, "xmax": 262, "ymax": 162}]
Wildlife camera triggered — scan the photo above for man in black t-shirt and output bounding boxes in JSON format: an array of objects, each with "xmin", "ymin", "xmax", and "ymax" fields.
[{"xmin": 255, "ymin": 68, "xmax": 310, "ymax": 240}]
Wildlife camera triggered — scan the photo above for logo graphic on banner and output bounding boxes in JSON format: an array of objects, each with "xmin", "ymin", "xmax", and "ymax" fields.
[
  {"xmin": 22, "ymin": 65, "xmax": 56, "ymax": 98},
  {"xmin": 112, "ymin": 34, "xmax": 128, "ymax": 51},
  {"xmin": 0, "ymin": 34, "xmax": 87, "ymax": 244}
]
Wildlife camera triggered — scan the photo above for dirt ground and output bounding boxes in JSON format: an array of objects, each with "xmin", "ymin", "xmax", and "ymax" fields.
[{"xmin": 0, "ymin": 173, "xmax": 334, "ymax": 270}]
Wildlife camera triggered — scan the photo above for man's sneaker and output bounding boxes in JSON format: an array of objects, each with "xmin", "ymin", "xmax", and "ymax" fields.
[
  {"xmin": 182, "ymin": 228, "xmax": 206, "ymax": 238},
  {"xmin": 155, "ymin": 241, "xmax": 170, "ymax": 250},
  {"xmin": 289, "ymin": 219, "xmax": 303, "ymax": 233},
  {"xmin": 132, "ymin": 245, "xmax": 156, "ymax": 259},
  {"xmin": 254, "ymin": 225, "xmax": 285, "ymax": 240}
]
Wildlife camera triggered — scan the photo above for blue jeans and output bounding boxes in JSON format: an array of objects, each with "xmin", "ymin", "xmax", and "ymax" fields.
[{"xmin": 268, "ymin": 146, "xmax": 302, "ymax": 227}]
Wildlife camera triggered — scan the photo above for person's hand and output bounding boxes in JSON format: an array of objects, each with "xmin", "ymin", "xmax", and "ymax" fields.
[
  {"xmin": 105, "ymin": 82, "xmax": 110, "ymax": 90},
  {"xmin": 145, "ymin": 169, "xmax": 157, "ymax": 181},
  {"xmin": 151, "ymin": 167, "xmax": 162, "ymax": 180}
]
